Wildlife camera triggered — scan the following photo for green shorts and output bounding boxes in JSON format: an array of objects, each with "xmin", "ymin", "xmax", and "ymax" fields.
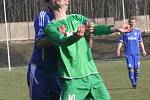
[{"xmin": 60, "ymin": 74, "xmax": 110, "ymax": 100}]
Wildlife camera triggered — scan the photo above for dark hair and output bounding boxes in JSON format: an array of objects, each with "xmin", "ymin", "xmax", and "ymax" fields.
[
  {"xmin": 45, "ymin": 0, "xmax": 50, "ymax": 2},
  {"xmin": 128, "ymin": 16, "xmax": 136, "ymax": 23}
]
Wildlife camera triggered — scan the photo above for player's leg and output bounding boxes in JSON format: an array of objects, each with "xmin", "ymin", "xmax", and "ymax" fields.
[
  {"xmin": 48, "ymin": 74, "xmax": 62, "ymax": 100},
  {"xmin": 90, "ymin": 74, "xmax": 110, "ymax": 100},
  {"xmin": 60, "ymin": 77, "xmax": 91, "ymax": 100},
  {"xmin": 126, "ymin": 55, "xmax": 136, "ymax": 88},
  {"xmin": 27, "ymin": 63, "xmax": 31, "ymax": 87},
  {"xmin": 36, "ymin": 68, "xmax": 61, "ymax": 100},
  {"xmin": 134, "ymin": 55, "xmax": 140, "ymax": 86},
  {"xmin": 27, "ymin": 63, "xmax": 41, "ymax": 100},
  {"xmin": 134, "ymin": 68, "xmax": 139, "ymax": 86},
  {"xmin": 128, "ymin": 68, "xmax": 137, "ymax": 88},
  {"xmin": 27, "ymin": 63, "xmax": 61, "ymax": 100},
  {"xmin": 85, "ymin": 92, "xmax": 94, "ymax": 100},
  {"xmin": 27, "ymin": 63, "xmax": 32, "ymax": 99}
]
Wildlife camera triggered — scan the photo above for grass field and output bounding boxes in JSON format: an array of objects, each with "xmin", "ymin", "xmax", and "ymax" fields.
[{"xmin": 0, "ymin": 59, "xmax": 150, "ymax": 100}]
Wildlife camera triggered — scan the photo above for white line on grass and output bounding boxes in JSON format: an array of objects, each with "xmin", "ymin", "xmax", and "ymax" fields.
[{"xmin": 0, "ymin": 67, "xmax": 27, "ymax": 71}]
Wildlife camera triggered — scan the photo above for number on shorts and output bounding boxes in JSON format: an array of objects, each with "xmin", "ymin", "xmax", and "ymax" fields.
[{"xmin": 68, "ymin": 94, "xmax": 75, "ymax": 100}]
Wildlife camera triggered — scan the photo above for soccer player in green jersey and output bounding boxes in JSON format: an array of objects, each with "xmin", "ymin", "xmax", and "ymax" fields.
[{"xmin": 44, "ymin": 0, "xmax": 131, "ymax": 99}]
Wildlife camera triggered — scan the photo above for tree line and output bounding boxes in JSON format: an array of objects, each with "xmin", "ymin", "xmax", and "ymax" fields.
[{"xmin": 0, "ymin": 0, "xmax": 149, "ymax": 23}]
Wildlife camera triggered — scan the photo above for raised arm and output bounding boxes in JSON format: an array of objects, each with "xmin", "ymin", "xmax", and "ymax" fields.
[
  {"xmin": 44, "ymin": 23, "xmax": 85, "ymax": 47},
  {"xmin": 86, "ymin": 22, "xmax": 131, "ymax": 36}
]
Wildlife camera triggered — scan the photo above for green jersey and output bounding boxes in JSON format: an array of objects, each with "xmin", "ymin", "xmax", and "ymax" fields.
[{"xmin": 44, "ymin": 14, "xmax": 111, "ymax": 79}]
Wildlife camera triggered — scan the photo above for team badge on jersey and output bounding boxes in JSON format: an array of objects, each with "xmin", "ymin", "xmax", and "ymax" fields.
[{"xmin": 134, "ymin": 32, "xmax": 137, "ymax": 35}]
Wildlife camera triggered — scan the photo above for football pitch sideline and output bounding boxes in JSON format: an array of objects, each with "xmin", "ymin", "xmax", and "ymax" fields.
[{"xmin": 0, "ymin": 59, "xmax": 150, "ymax": 100}]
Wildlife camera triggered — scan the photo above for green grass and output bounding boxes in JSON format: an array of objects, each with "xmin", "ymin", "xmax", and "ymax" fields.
[
  {"xmin": 0, "ymin": 67, "xmax": 29, "ymax": 100},
  {"xmin": 0, "ymin": 59, "xmax": 150, "ymax": 100},
  {"xmin": 96, "ymin": 59, "xmax": 150, "ymax": 100}
]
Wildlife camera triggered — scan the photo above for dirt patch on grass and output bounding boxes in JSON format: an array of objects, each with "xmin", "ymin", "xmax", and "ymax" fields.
[{"xmin": 0, "ymin": 41, "xmax": 33, "ymax": 67}]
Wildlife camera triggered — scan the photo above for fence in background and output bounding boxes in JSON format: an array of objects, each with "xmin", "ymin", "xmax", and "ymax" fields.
[{"xmin": 0, "ymin": 15, "xmax": 149, "ymax": 41}]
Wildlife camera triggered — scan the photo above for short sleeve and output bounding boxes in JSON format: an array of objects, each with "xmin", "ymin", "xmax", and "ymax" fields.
[{"xmin": 138, "ymin": 31, "xmax": 143, "ymax": 42}]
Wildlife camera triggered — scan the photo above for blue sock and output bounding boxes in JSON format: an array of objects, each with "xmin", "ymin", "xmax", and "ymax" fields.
[{"xmin": 129, "ymin": 69, "xmax": 136, "ymax": 86}]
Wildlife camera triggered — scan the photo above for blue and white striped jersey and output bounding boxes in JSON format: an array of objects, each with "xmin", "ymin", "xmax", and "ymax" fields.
[{"xmin": 119, "ymin": 27, "xmax": 142, "ymax": 55}]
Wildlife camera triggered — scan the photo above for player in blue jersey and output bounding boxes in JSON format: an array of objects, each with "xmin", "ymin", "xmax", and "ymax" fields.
[
  {"xmin": 117, "ymin": 16, "xmax": 147, "ymax": 89},
  {"xmin": 27, "ymin": 0, "xmax": 61, "ymax": 100}
]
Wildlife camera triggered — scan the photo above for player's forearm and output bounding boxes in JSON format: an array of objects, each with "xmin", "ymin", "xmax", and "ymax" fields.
[
  {"xmin": 117, "ymin": 42, "xmax": 123, "ymax": 51},
  {"xmin": 88, "ymin": 36, "xmax": 93, "ymax": 47},
  {"xmin": 84, "ymin": 33, "xmax": 93, "ymax": 47},
  {"xmin": 91, "ymin": 24, "xmax": 131, "ymax": 36},
  {"xmin": 44, "ymin": 27, "xmax": 81, "ymax": 46},
  {"xmin": 59, "ymin": 33, "xmax": 81, "ymax": 46},
  {"xmin": 46, "ymin": 34, "xmax": 80, "ymax": 47},
  {"xmin": 36, "ymin": 37, "xmax": 51, "ymax": 48},
  {"xmin": 92, "ymin": 25, "xmax": 112, "ymax": 35},
  {"xmin": 92, "ymin": 24, "xmax": 126, "ymax": 36},
  {"xmin": 140, "ymin": 42, "xmax": 146, "ymax": 52},
  {"xmin": 110, "ymin": 27, "xmax": 120, "ymax": 33}
]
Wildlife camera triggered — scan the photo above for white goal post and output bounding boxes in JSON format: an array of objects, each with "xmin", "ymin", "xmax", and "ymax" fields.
[{"xmin": 3, "ymin": 0, "xmax": 11, "ymax": 71}]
